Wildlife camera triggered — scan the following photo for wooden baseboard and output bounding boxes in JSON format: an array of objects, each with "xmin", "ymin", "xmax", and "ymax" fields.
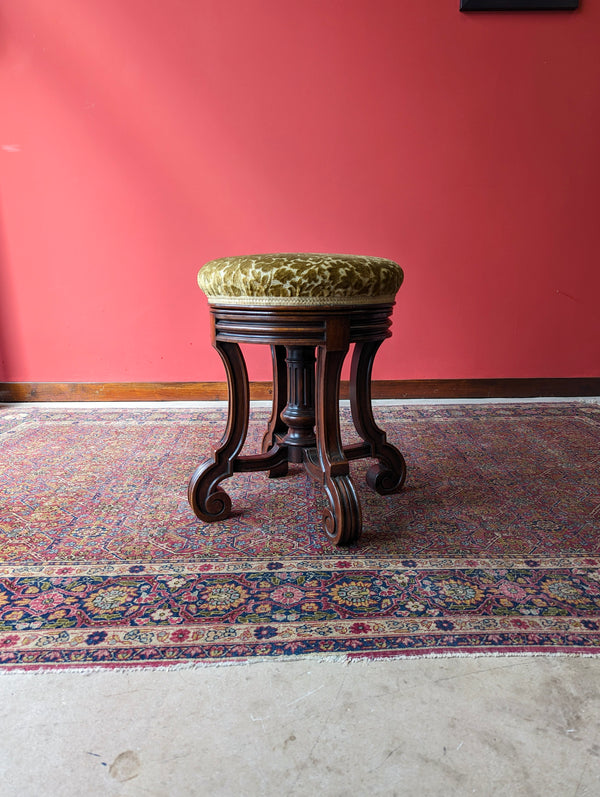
[{"xmin": 1, "ymin": 378, "xmax": 599, "ymax": 403}]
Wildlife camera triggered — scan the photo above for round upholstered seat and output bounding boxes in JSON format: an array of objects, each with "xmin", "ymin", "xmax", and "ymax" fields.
[{"xmin": 197, "ymin": 252, "xmax": 403, "ymax": 306}]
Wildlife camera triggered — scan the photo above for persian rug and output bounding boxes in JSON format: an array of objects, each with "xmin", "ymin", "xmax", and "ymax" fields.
[{"xmin": 0, "ymin": 401, "xmax": 599, "ymax": 670}]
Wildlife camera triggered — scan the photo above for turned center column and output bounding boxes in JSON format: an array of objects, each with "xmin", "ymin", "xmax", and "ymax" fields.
[{"xmin": 279, "ymin": 346, "xmax": 317, "ymax": 462}]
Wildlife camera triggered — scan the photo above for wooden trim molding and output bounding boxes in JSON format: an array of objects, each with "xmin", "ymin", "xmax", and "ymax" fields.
[{"xmin": 1, "ymin": 378, "xmax": 599, "ymax": 403}]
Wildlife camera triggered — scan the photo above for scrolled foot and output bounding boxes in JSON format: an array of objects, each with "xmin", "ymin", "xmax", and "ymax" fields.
[
  {"xmin": 365, "ymin": 441, "xmax": 407, "ymax": 495},
  {"xmin": 322, "ymin": 475, "xmax": 362, "ymax": 546},
  {"xmin": 188, "ymin": 463, "xmax": 233, "ymax": 522},
  {"xmin": 366, "ymin": 460, "xmax": 406, "ymax": 495}
]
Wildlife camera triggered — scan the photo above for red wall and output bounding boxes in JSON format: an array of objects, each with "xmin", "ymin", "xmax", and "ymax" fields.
[{"xmin": 1, "ymin": 0, "xmax": 599, "ymax": 383}]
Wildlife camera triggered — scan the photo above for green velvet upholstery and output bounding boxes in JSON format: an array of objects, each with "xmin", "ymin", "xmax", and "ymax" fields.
[{"xmin": 197, "ymin": 253, "xmax": 403, "ymax": 306}]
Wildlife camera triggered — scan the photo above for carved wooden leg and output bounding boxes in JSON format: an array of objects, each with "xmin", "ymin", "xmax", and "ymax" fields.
[
  {"xmin": 261, "ymin": 345, "xmax": 289, "ymax": 477},
  {"xmin": 188, "ymin": 340, "xmax": 250, "ymax": 521},
  {"xmin": 280, "ymin": 347, "xmax": 317, "ymax": 459},
  {"xmin": 309, "ymin": 334, "xmax": 362, "ymax": 546},
  {"xmin": 349, "ymin": 340, "xmax": 406, "ymax": 495}
]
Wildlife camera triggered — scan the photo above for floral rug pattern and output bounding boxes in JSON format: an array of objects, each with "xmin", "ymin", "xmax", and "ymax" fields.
[{"xmin": 0, "ymin": 402, "xmax": 599, "ymax": 668}]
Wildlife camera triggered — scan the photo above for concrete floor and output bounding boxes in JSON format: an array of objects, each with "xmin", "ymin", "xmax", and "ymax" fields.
[{"xmin": 2, "ymin": 655, "xmax": 600, "ymax": 796}]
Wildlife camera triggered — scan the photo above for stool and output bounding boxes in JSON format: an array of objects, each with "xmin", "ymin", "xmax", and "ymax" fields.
[{"xmin": 188, "ymin": 253, "xmax": 406, "ymax": 546}]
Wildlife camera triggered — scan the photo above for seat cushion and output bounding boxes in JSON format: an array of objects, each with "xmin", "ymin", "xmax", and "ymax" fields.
[{"xmin": 197, "ymin": 253, "xmax": 403, "ymax": 306}]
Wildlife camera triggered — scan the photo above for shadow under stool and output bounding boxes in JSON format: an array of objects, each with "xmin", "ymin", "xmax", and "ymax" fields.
[{"xmin": 188, "ymin": 252, "xmax": 406, "ymax": 546}]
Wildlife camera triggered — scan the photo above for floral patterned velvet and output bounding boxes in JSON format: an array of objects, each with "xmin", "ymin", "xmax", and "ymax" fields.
[{"xmin": 197, "ymin": 253, "xmax": 403, "ymax": 306}]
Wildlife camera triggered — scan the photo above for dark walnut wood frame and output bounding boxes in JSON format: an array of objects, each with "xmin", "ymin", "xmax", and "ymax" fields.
[{"xmin": 187, "ymin": 303, "xmax": 406, "ymax": 546}]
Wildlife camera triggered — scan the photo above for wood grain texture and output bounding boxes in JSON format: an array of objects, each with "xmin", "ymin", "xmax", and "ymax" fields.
[{"xmin": 1, "ymin": 378, "xmax": 599, "ymax": 403}]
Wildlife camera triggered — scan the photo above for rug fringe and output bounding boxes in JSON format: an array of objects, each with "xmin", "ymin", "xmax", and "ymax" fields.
[{"xmin": 2, "ymin": 648, "xmax": 600, "ymax": 675}]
